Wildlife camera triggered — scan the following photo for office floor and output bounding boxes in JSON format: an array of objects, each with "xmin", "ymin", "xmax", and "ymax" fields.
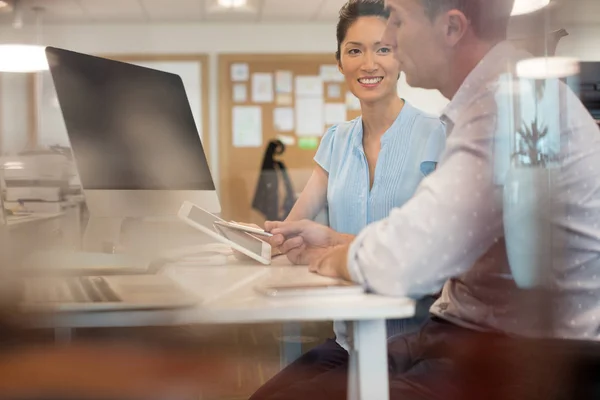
[{"xmin": 0, "ymin": 322, "xmax": 333, "ymax": 400}]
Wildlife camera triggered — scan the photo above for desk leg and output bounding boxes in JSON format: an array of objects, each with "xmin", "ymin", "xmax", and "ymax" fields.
[
  {"xmin": 347, "ymin": 320, "xmax": 388, "ymax": 400},
  {"xmin": 55, "ymin": 327, "xmax": 73, "ymax": 343},
  {"xmin": 279, "ymin": 322, "xmax": 303, "ymax": 368}
]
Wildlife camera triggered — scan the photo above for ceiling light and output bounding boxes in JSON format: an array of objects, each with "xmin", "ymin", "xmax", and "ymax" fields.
[
  {"xmin": 217, "ymin": 0, "xmax": 247, "ymax": 8},
  {"xmin": 0, "ymin": 44, "xmax": 49, "ymax": 73},
  {"xmin": 0, "ymin": 1, "xmax": 9, "ymax": 9},
  {"xmin": 516, "ymin": 57, "xmax": 580, "ymax": 79},
  {"xmin": 511, "ymin": 0, "xmax": 550, "ymax": 16}
]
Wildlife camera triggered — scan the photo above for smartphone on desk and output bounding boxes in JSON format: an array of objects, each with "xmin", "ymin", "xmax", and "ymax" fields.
[{"xmin": 255, "ymin": 281, "xmax": 364, "ymax": 297}]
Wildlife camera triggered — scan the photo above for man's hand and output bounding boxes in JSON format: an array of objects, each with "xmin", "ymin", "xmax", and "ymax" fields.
[
  {"xmin": 264, "ymin": 220, "xmax": 354, "ymax": 265},
  {"xmin": 309, "ymin": 244, "xmax": 352, "ymax": 281}
]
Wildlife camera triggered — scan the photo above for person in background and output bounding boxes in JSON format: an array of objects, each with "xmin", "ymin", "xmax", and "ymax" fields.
[{"xmin": 251, "ymin": 0, "xmax": 600, "ymax": 398}]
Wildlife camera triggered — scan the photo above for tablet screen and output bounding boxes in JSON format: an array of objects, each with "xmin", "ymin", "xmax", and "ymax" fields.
[
  {"xmin": 213, "ymin": 224, "xmax": 265, "ymax": 257},
  {"xmin": 186, "ymin": 205, "xmax": 264, "ymax": 257},
  {"xmin": 187, "ymin": 204, "xmax": 225, "ymax": 227}
]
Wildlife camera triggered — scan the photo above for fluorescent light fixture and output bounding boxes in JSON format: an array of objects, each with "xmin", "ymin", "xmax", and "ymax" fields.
[
  {"xmin": 0, "ymin": 44, "xmax": 48, "ymax": 73},
  {"xmin": 0, "ymin": 1, "xmax": 9, "ymax": 9},
  {"xmin": 511, "ymin": 0, "xmax": 550, "ymax": 15},
  {"xmin": 516, "ymin": 57, "xmax": 580, "ymax": 79},
  {"xmin": 217, "ymin": 0, "xmax": 247, "ymax": 8}
]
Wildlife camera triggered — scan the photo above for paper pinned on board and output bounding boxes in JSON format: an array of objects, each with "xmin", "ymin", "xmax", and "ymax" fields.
[
  {"xmin": 276, "ymin": 93, "xmax": 293, "ymax": 106},
  {"xmin": 275, "ymin": 70, "xmax": 293, "ymax": 94},
  {"xmin": 346, "ymin": 91, "xmax": 361, "ymax": 110},
  {"xmin": 233, "ymin": 84, "xmax": 248, "ymax": 103},
  {"xmin": 277, "ymin": 134, "xmax": 296, "ymax": 146},
  {"xmin": 231, "ymin": 63, "xmax": 249, "ymax": 82},
  {"xmin": 273, "ymin": 107, "xmax": 295, "ymax": 132},
  {"xmin": 252, "ymin": 73, "xmax": 274, "ymax": 103},
  {"xmin": 324, "ymin": 103, "xmax": 347, "ymax": 125},
  {"xmin": 233, "ymin": 106, "xmax": 262, "ymax": 148},
  {"xmin": 298, "ymin": 137, "xmax": 320, "ymax": 150},
  {"xmin": 320, "ymin": 64, "xmax": 345, "ymax": 82},
  {"xmin": 295, "ymin": 76, "xmax": 324, "ymax": 97},
  {"xmin": 327, "ymin": 83, "xmax": 342, "ymax": 99},
  {"xmin": 296, "ymin": 97, "xmax": 324, "ymax": 136}
]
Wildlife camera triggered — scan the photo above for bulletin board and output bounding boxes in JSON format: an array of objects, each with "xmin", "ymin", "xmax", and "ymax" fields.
[
  {"xmin": 27, "ymin": 54, "xmax": 211, "ymax": 163},
  {"xmin": 218, "ymin": 54, "xmax": 362, "ymax": 223}
]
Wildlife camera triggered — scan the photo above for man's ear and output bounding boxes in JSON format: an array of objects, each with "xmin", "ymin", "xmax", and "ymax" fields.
[{"xmin": 442, "ymin": 10, "xmax": 469, "ymax": 46}]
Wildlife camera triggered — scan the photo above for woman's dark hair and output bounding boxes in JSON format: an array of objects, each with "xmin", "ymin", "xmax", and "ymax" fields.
[{"xmin": 336, "ymin": 0, "xmax": 391, "ymax": 63}]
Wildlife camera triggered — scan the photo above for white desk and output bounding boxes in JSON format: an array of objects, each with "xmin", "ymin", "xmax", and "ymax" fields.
[{"xmin": 25, "ymin": 256, "xmax": 415, "ymax": 400}]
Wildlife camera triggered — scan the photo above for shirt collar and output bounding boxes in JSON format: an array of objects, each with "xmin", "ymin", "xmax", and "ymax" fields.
[
  {"xmin": 441, "ymin": 41, "xmax": 530, "ymax": 127},
  {"xmin": 353, "ymin": 101, "xmax": 412, "ymax": 149}
]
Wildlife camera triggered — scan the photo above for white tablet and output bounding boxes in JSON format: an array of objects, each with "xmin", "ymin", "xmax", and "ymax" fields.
[{"xmin": 177, "ymin": 201, "xmax": 271, "ymax": 265}]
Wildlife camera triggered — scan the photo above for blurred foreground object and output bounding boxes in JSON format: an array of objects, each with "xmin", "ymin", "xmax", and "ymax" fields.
[
  {"xmin": 0, "ymin": 342, "xmax": 244, "ymax": 399},
  {"xmin": 456, "ymin": 333, "xmax": 600, "ymax": 400}
]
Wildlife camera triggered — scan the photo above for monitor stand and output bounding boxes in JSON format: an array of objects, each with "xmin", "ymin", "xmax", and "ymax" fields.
[
  {"xmin": 82, "ymin": 216, "xmax": 128, "ymax": 253},
  {"xmin": 83, "ymin": 215, "xmax": 216, "ymax": 259}
]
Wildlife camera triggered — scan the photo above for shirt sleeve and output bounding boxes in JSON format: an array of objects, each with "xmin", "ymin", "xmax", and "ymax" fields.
[
  {"xmin": 420, "ymin": 121, "xmax": 447, "ymax": 176},
  {"xmin": 347, "ymin": 100, "xmax": 505, "ymax": 299},
  {"xmin": 313, "ymin": 125, "xmax": 338, "ymax": 174}
]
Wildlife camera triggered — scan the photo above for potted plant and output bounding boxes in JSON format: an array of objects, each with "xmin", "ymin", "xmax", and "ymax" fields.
[{"xmin": 503, "ymin": 77, "xmax": 559, "ymax": 289}]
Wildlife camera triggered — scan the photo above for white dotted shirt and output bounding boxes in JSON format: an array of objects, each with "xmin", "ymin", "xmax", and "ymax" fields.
[{"xmin": 347, "ymin": 42, "xmax": 600, "ymax": 340}]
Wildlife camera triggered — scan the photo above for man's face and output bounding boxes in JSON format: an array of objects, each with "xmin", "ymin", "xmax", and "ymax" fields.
[{"xmin": 382, "ymin": 0, "xmax": 448, "ymax": 91}]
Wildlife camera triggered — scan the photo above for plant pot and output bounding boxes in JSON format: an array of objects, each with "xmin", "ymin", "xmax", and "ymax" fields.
[{"xmin": 503, "ymin": 166, "xmax": 555, "ymax": 288}]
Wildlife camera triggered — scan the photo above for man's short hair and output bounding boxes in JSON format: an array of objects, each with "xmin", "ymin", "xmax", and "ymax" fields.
[{"xmin": 420, "ymin": 0, "xmax": 515, "ymax": 41}]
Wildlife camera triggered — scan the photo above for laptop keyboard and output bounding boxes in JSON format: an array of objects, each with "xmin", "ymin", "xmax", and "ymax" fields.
[{"xmin": 23, "ymin": 277, "xmax": 122, "ymax": 303}]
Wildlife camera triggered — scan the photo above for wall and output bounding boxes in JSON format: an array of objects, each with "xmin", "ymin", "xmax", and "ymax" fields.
[
  {"xmin": 556, "ymin": 25, "xmax": 600, "ymax": 60},
  {"xmin": 0, "ymin": 22, "xmax": 449, "ymax": 182}
]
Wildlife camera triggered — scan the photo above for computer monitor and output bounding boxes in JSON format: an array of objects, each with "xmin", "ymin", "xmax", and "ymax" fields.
[
  {"xmin": 45, "ymin": 46, "xmax": 220, "ymax": 218},
  {"xmin": 579, "ymin": 62, "xmax": 600, "ymax": 123}
]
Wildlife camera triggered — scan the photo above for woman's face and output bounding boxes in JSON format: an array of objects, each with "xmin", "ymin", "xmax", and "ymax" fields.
[{"xmin": 339, "ymin": 16, "xmax": 401, "ymax": 105}]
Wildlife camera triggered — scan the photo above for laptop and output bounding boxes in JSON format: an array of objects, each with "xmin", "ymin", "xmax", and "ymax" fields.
[{"xmin": 18, "ymin": 274, "xmax": 199, "ymax": 312}]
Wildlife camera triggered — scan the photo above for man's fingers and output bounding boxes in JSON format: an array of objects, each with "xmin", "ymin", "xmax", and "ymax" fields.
[
  {"xmin": 286, "ymin": 245, "xmax": 307, "ymax": 265},
  {"xmin": 281, "ymin": 236, "xmax": 305, "ymax": 254},
  {"xmin": 266, "ymin": 233, "xmax": 285, "ymax": 247},
  {"xmin": 264, "ymin": 221, "xmax": 282, "ymax": 232},
  {"xmin": 269, "ymin": 220, "xmax": 307, "ymax": 237}
]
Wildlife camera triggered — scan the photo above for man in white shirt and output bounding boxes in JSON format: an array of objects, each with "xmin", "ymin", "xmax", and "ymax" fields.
[{"xmin": 249, "ymin": 0, "xmax": 600, "ymax": 399}]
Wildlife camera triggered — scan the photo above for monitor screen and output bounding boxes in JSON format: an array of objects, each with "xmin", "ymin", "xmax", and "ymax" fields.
[
  {"xmin": 579, "ymin": 62, "xmax": 600, "ymax": 122},
  {"xmin": 46, "ymin": 47, "xmax": 215, "ymax": 191}
]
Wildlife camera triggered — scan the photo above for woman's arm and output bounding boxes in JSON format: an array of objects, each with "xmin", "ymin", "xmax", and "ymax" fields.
[{"xmin": 284, "ymin": 165, "xmax": 329, "ymax": 222}]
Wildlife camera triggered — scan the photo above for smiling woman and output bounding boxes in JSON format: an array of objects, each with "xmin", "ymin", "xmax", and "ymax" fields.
[{"xmin": 249, "ymin": 1, "xmax": 447, "ymax": 397}]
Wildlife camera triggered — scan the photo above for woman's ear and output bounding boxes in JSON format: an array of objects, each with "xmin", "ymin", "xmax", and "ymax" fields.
[{"xmin": 337, "ymin": 60, "xmax": 343, "ymax": 73}]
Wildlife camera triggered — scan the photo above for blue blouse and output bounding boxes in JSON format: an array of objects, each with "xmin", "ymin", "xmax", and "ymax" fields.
[{"xmin": 315, "ymin": 101, "xmax": 446, "ymax": 235}]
